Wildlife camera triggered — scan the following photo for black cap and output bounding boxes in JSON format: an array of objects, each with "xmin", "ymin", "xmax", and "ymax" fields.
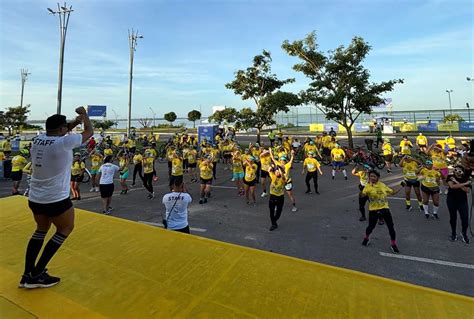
[{"xmin": 46, "ymin": 114, "xmax": 67, "ymax": 130}]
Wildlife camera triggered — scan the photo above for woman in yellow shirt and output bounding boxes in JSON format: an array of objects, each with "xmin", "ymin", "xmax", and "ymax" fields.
[
  {"xmin": 142, "ymin": 152, "xmax": 155, "ymax": 199},
  {"xmin": 302, "ymin": 151, "xmax": 323, "ymax": 194},
  {"xmin": 89, "ymin": 151, "xmax": 103, "ymax": 192},
  {"xmin": 169, "ymin": 151, "xmax": 184, "ymax": 191},
  {"xmin": 399, "ymin": 156, "xmax": 423, "ymax": 212},
  {"xmin": 426, "ymin": 143, "xmax": 448, "ymax": 194},
  {"xmin": 259, "ymin": 149, "xmax": 272, "ymax": 198},
  {"xmin": 232, "ymin": 150, "xmax": 245, "ymax": 196},
  {"xmin": 270, "ymin": 148, "xmax": 298, "ymax": 212},
  {"xmin": 132, "ymin": 152, "xmax": 144, "ymax": 186},
  {"xmin": 382, "ymin": 139, "xmax": 393, "ymax": 174},
  {"xmin": 243, "ymin": 156, "xmax": 258, "ymax": 205},
  {"xmin": 70, "ymin": 153, "xmax": 85, "ymax": 200},
  {"xmin": 186, "ymin": 147, "xmax": 198, "ymax": 183},
  {"xmin": 330, "ymin": 144, "xmax": 347, "ymax": 180},
  {"xmin": 118, "ymin": 153, "xmax": 129, "ymax": 195},
  {"xmin": 198, "ymin": 156, "xmax": 214, "ymax": 204},
  {"xmin": 351, "ymin": 163, "xmax": 372, "ymax": 221},
  {"xmin": 418, "ymin": 160, "xmax": 441, "ymax": 219},
  {"xmin": 268, "ymin": 165, "xmax": 287, "ymax": 231},
  {"xmin": 361, "ymin": 170, "xmax": 403, "ymax": 253}
]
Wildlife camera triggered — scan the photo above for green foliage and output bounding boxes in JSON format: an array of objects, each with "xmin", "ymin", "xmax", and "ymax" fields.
[
  {"xmin": 91, "ymin": 119, "xmax": 117, "ymax": 131},
  {"xmin": 23, "ymin": 123, "xmax": 43, "ymax": 130},
  {"xmin": 164, "ymin": 112, "xmax": 177, "ymax": 123},
  {"xmin": 0, "ymin": 105, "xmax": 30, "ymax": 135},
  {"xmin": 209, "ymin": 108, "xmax": 239, "ymax": 124},
  {"xmin": 282, "ymin": 32, "xmax": 403, "ymax": 147},
  {"xmin": 443, "ymin": 114, "xmax": 464, "ymax": 123},
  {"xmin": 187, "ymin": 110, "xmax": 202, "ymax": 128}
]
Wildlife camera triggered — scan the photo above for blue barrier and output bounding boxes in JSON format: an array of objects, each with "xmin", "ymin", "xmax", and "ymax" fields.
[
  {"xmin": 459, "ymin": 122, "xmax": 474, "ymax": 132},
  {"xmin": 418, "ymin": 123, "xmax": 438, "ymax": 132}
]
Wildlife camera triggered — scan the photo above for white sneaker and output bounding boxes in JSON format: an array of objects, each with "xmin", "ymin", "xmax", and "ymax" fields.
[
  {"xmin": 292, "ymin": 206, "xmax": 298, "ymax": 212},
  {"xmin": 90, "ymin": 188, "xmax": 95, "ymax": 192},
  {"xmin": 444, "ymin": 189, "xmax": 448, "ymax": 195},
  {"xmin": 231, "ymin": 178, "xmax": 235, "ymax": 182},
  {"xmin": 95, "ymin": 187, "xmax": 100, "ymax": 192},
  {"xmin": 261, "ymin": 192, "xmax": 267, "ymax": 198}
]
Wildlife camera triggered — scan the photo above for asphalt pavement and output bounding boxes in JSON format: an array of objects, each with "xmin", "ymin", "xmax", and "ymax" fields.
[{"xmin": 1, "ymin": 152, "xmax": 473, "ymax": 297}]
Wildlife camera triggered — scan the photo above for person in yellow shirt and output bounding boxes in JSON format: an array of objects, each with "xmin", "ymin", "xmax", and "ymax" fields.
[
  {"xmin": 283, "ymin": 137, "xmax": 291, "ymax": 154},
  {"xmin": 90, "ymin": 151, "xmax": 103, "ymax": 192},
  {"xmin": 11, "ymin": 152, "xmax": 28, "ymax": 195},
  {"xmin": 419, "ymin": 160, "xmax": 441, "ymax": 219},
  {"xmin": 268, "ymin": 165, "xmax": 287, "ymax": 231},
  {"xmin": 0, "ymin": 151, "xmax": 5, "ymax": 161},
  {"xmin": 351, "ymin": 163, "xmax": 373, "ymax": 221},
  {"xmin": 132, "ymin": 151, "xmax": 144, "ymax": 186},
  {"xmin": 70, "ymin": 153, "xmax": 85, "ymax": 200},
  {"xmin": 321, "ymin": 132, "xmax": 332, "ymax": 157},
  {"xmin": 416, "ymin": 133, "xmax": 428, "ymax": 152},
  {"xmin": 126, "ymin": 138, "xmax": 136, "ymax": 154},
  {"xmin": 382, "ymin": 139, "xmax": 394, "ymax": 174},
  {"xmin": 169, "ymin": 151, "xmax": 184, "ymax": 191},
  {"xmin": 22, "ymin": 161, "xmax": 32, "ymax": 197},
  {"xmin": 142, "ymin": 152, "xmax": 155, "ymax": 199},
  {"xmin": 243, "ymin": 156, "xmax": 258, "ymax": 205},
  {"xmin": 361, "ymin": 170, "xmax": 403, "ymax": 253},
  {"xmin": 331, "ymin": 144, "xmax": 347, "ymax": 180},
  {"xmin": 210, "ymin": 144, "xmax": 220, "ymax": 180},
  {"xmin": 186, "ymin": 146, "xmax": 198, "ymax": 183},
  {"xmin": 166, "ymin": 145, "xmax": 176, "ymax": 176},
  {"xmin": 259, "ymin": 149, "xmax": 272, "ymax": 197},
  {"xmin": 427, "ymin": 143, "xmax": 448, "ymax": 194},
  {"xmin": 198, "ymin": 156, "xmax": 214, "ymax": 204},
  {"xmin": 302, "ymin": 151, "xmax": 323, "ymax": 194},
  {"xmin": 399, "ymin": 136, "xmax": 413, "ymax": 156},
  {"xmin": 270, "ymin": 148, "xmax": 298, "ymax": 212},
  {"xmin": 232, "ymin": 150, "xmax": 245, "ymax": 195},
  {"xmin": 399, "ymin": 156, "xmax": 423, "ymax": 212},
  {"xmin": 303, "ymin": 140, "xmax": 321, "ymax": 159},
  {"xmin": 118, "ymin": 153, "xmax": 130, "ymax": 195},
  {"xmin": 103, "ymin": 146, "xmax": 114, "ymax": 157},
  {"xmin": 445, "ymin": 135, "xmax": 456, "ymax": 151},
  {"xmin": 3, "ymin": 139, "xmax": 12, "ymax": 157}
]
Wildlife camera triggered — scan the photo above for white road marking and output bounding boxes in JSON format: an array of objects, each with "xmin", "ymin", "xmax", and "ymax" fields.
[
  {"xmin": 213, "ymin": 185, "xmax": 238, "ymax": 189},
  {"xmin": 79, "ymin": 187, "xmax": 143, "ymax": 201},
  {"xmin": 379, "ymin": 252, "xmax": 474, "ymax": 269},
  {"xmin": 138, "ymin": 221, "xmax": 207, "ymax": 233},
  {"xmin": 387, "ymin": 197, "xmax": 433, "ymax": 203}
]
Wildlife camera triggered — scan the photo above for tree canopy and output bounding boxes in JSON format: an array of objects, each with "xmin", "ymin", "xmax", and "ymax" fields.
[
  {"xmin": 0, "ymin": 105, "xmax": 30, "ymax": 135},
  {"xmin": 187, "ymin": 110, "xmax": 202, "ymax": 128},
  {"xmin": 164, "ymin": 112, "xmax": 177, "ymax": 124},
  {"xmin": 91, "ymin": 119, "xmax": 117, "ymax": 131}
]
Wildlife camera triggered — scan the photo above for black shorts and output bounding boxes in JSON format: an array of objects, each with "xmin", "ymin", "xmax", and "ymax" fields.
[
  {"xmin": 405, "ymin": 180, "xmax": 420, "ymax": 188},
  {"xmin": 244, "ymin": 179, "xmax": 257, "ymax": 187},
  {"xmin": 71, "ymin": 175, "xmax": 83, "ymax": 183},
  {"xmin": 260, "ymin": 170, "xmax": 269, "ymax": 178},
  {"xmin": 384, "ymin": 154, "xmax": 393, "ymax": 162},
  {"xmin": 172, "ymin": 225, "xmax": 190, "ymax": 234},
  {"xmin": 188, "ymin": 163, "xmax": 197, "ymax": 168},
  {"xmin": 169, "ymin": 175, "xmax": 183, "ymax": 186},
  {"xmin": 322, "ymin": 148, "xmax": 330, "ymax": 156},
  {"xmin": 11, "ymin": 170, "xmax": 23, "ymax": 181},
  {"xmin": 421, "ymin": 184, "xmax": 440, "ymax": 195},
  {"xmin": 100, "ymin": 183, "xmax": 114, "ymax": 198},
  {"xmin": 200, "ymin": 178, "xmax": 212, "ymax": 185},
  {"xmin": 29, "ymin": 197, "xmax": 73, "ymax": 217},
  {"xmin": 223, "ymin": 152, "xmax": 232, "ymax": 159}
]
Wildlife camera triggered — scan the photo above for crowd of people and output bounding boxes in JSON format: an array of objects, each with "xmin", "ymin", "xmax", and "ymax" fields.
[{"xmin": 2, "ymin": 107, "xmax": 472, "ymax": 289}]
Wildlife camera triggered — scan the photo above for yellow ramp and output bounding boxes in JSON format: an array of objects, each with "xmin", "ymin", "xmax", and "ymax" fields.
[{"xmin": 0, "ymin": 197, "xmax": 472, "ymax": 318}]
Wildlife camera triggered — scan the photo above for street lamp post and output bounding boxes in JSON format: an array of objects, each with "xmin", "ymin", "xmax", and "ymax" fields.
[
  {"xmin": 149, "ymin": 107, "xmax": 156, "ymax": 128},
  {"xmin": 467, "ymin": 77, "xmax": 474, "ymax": 82},
  {"xmin": 111, "ymin": 108, "xmax": 119, "ymax": 128},
  {"xmin": 467, "ymin": 103, "xmax": 471, "ymax": 123},
  {"xmin": 127, "ymin": 29, "xmax": 143, "ymax": 137},
  {"xmin": 445, "ymin": 89, "xmax": 453, "ymax": 115},
  {"xmin": 20, "ymin": 69, "xmax": 31, "ymax": 108},
  {"xmin": 48, "ymin": 3, "xmax": 74, "ymax": 115}
]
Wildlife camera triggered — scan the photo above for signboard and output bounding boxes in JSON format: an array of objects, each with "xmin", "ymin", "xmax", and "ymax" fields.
[
  {"xmin": 87, "ymin": 105, "xmax": 107, "ymax": 117},
  {"xmin": 198, "ymin": 125, "xmax": 218, "ymax": 145},
  {"xmin": 418, "ymin": 123, "xmax": 438, "ymax": 132},
  {"xmin": 309, "ymin": 124, "xmax": 323, "ymax": 132},
  {"xmin": 459, "ymin": 122, "xmax": 474, "ymax": 132},
  {"xmin": 354, "ymin": 123, "xmax": 370, "ymax": 133},
  {"xmin": 323, "ymin": 124, "xmax": 338, "ymax": 132},
  {"xmin": 400, "ymin": 123, "xmax": 416, "ymax": 132},
  {"xmin": 437, "ymin": 122, "xmax": 459, "ymax": 132}
]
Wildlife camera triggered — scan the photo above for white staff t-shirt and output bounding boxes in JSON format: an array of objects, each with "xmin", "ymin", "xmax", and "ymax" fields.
[
  {"xmin": 99, "ymin": 163, "xmax": 120, "ymax": 185},
  {"xmin": 29, "ymin": 133, "xmax": 83, "ymax": 204},
  {"xmin": 162, "ymin": 192, "xmax": 192, "ymax": 230}
]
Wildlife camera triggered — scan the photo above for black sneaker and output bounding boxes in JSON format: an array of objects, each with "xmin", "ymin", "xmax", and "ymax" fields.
[
  {"xmin": 269, "ymin": 224, "xmax": 278, "ymax": 231},
  {"xmin": 391, "ymin": 245, "xmax": 400, "ymax": 254},
  {"xmin": 405, "ymin": 205, "xmax": 412, "ymax": 211},
  {"xmin": 199, "ymin": 199, "xmax": 203, "ymax": 204},
  {"xmin": 449, "ymin": 234, "xmax": 457, "ymax": 242},
  {"xmin": 18, "ymin": 273, "xmax": 30, "ymax": 288},
  {"xmin": 344, "ymin": 176, "xmax": 348, "ymax": 180},
  {"xmin": 359, "ymin": 216, "xmax": 367, "ymax": 222},
  {"xmin": 24, "ymin": 270, "xmax": 60, "ymax": 289},
  {"xmin": 305, "ymin": 190, "xmax": 312, "ymax": 194},
  {"xmin": 433, "ymin": 214, "xmax": 439, "ymax": 220},
  {"xmin": 315, "ymin": 191, "xmax": 320, "ymax": 194},
  {"xmin": 204, "ymin": 197, "xmax": 208, "ymax": 203},
  {"xmin": 419, "ymin": 205, "xmax": 424, "ymax": 212},
  {"xmin": 332, "ymin": 176, "xmax": 335, "ymax": 180},
  {"xmin": 461, "ymin": 233, "xmax": 470, "ymax": 244},
  {"xmin": 362, "ymin": 238, "xmax": 369, "ymax": 246},
  {"xmin": 425, "ymin": 214, "xmax": 430, "ymax": 219}
]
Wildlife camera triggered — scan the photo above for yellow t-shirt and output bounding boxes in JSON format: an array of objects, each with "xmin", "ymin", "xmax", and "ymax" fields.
[
  {"xmin": 23, "ymin": 162, "xmax": 32, "ymax": 175},
  {"xmin": 430, "ymin": 151, "xmax": 447, "ymax": 169},
  {"xmin": 0, "ymin": 151, "xmax": 5, "ymax": 161},
  {"xmin": 3, "ymin": 141, "xmax": 11, "ymax": 152},
  {"xmin": 269, "ymin": 171, "xmax": 286, "ymax": 196},
  {"xmin": 260, "ymin": 154, "xmax": 272, "ymax": 172},
  {"xmin": 171, "ymin": 158, "xmax": 183, "ymax": 176},
  {"xmin": 211, "ymin": 149, "xmax": 219, "ymax": 162},
  {"xmin": 446, "ymin": 137, "xmax": 456, "ymax": 149},
  {"xmin": 148, "ymin": 148, "xmax": 158, "ymax": 158},
  {"xmin": 251, "ymin": 148, "xmax": 262, "ymax": 159},
  {"xmin": 416, "ymin": 136, "xmax": 427, "ymax": 146},
  {"xmin": 304, "ymin": 144, "xmax": 317, "ymax": 154},
  {"xmin": 284, "ymin": 162, "xmax": 292, "ymax": 181},
  {"xmin": 199, "ymin": 161, "xmax": 213, "ymax": 180},
  {"xmin": 244, "ymin": 163, "xmax": 258, "ymax": 182},
  {"xmin": 91, "ymin": 154, "xmax": 103, "ymax": 170},
  {"xmin": 187, "ymin": 149, "xmax": 197, "ymax": 164},
  {"xmin": 71, "ymin": 161, "xmax": 85, "ymax": 176},
  {"xmin": 11, "ymin": 155, "xmax": 27, "ymax": 172},
  {"xmin": 399, "ymin": 141, "xmax": 413, "ymax": 155},
  {"xmin": 355, "ymin": 171, "xmax": 368, "ymax": 186},
  {"xmin": 133, "ymin": 154, "xmax": 143, "ymax": 165},
  {"xmin": 126, "ymin": 139, "xmax": 136, "ymax": 149},
  {"xmin": 401, "ymin": 161, "xmax": 419, "ymax": 181},
  {"xmin": 382, "ymin": 143, "xmax": 393, "ymax": 156},
  {"xmin": 166, "ymin": 149, "xmax": 174, "ymax": 162},
  {"xmin": 331, "ymin": 148, "xmax": 345, "ymax": 162},
  {"xmin": 362, "ymin": 181, "xmax": 393, "ymax": 211},
  {"xmin": 322, "ymin": 136, "xmax": 332, "ymax": 148},
  {"xmin": 143, "ymin": 157, "xmax": 154, "ymax": 174},
  {"xmin": 104, "ymin": 148, "xmax": 113, "ymax": 156},
  {"xmin": 119, "ymin": 158, "xmax": 129, "ymax": 172},
  {"xmin": 419, "ymin": 168, "xmax": 441, "ymax": 188},
  {"xmin": 283, "ymin": 141, "xmax": 291, "ymax": 152},
  {"xmin": 303, "ymin": 157, "xmax": 320, "ymax": 173},
  {"xmin": 232, "ymin": 157, "xmax": 244, "ymax": 173}
]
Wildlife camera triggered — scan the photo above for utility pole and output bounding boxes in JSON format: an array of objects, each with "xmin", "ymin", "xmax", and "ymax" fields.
[
  {"xmin": 445, "ymin": 89, "xmax": 453, "ymax": 115},
  {"xmin": 149, "ymin": 107, "xmax": 156, "ymax": 129},
  {"xmin": 48, "ymin": 3, "xmax": 74, "ymax": 115},
  {"xmin": 127, "ymin": 29, "xmax": 143, "ymax": 137},
  {"xmin": 20, "ymin": 69, "xmax": 31, "ymax": 108}
]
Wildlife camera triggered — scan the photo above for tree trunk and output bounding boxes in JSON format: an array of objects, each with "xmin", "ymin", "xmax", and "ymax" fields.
[
  {"xmin": 256, "ymin": 128, "xmax": 261, "ymax": 144},
  {"xmin": 193, "ymin": 121, "xmax": 195, "ymax": 128},
  {"xmin": 345, "ymin": 125, "xmax": 354, "ymax": 148}
]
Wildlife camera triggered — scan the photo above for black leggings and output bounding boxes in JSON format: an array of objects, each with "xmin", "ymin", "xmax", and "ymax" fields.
[
  {"xmin": 359, "ymin": 196, "xmax": 369, "ymax": 218},
  {"xmin": 305, "ymin": 171, "xmax": 318, "ymax": 192},
  {"xmin": 447, "ymin": 195, "xmax": 469, "ymax": 235},
  {"xmin": 269, "ymin": 194, "xmax": 284, "ymax": 226},
  {"xmin": 133, "ymin": 163, "xmax": 143, "ymax": 184},
  {"xmin": 212, "ymin": 162, "xmax": 217, "ymax": 179},
  {"xmin": 143, "ymin": 172, "xmax": 153, "ymax": 193},
  {"xmin": 366, "ymin": 209, "xmax": 396, "ymax": 241},
  {"xmin": 167, "ymin": 161, "xmax": 172, "ymax": 176}
]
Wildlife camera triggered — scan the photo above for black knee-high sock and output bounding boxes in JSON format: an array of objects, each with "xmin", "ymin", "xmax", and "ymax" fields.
[
  {"xmin": 32, "ymin": 232, "xmax": 68, "ymax": 276},
  {"xmin": 24, "ymin": 230, "xmax": 47, "ymax": 275}
]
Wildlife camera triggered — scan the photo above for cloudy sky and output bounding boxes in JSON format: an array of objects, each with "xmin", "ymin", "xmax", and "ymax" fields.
[{"xmin": 1, "ymin": 0, "xmax": 473, "ymax": 120}]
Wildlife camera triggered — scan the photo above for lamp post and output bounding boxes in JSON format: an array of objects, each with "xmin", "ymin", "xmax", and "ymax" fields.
[
  {"xmin": 20, "ymin": 69, "xmax": 31, "ymax": 108},
  {"xmin": 467, "ymin": 77, "xmax": 474, "ymax": 82},
  {"xmin": 445, "ymin": 89, "xmax": 453, "ymax": 115},
  {"xmin": 149, "ymin": 107, "xmax": 156, "ymax": 128},
  {"xmin": 127, "ymin": 29, "xmax": 143, "ymax": 137},
  {"xmin": 47, "ymin": 3, "xmax": 73, "ymax": 115},
  {"xmin": 467, "ymin": 103, "xmax": 471, "ymax": 123}
]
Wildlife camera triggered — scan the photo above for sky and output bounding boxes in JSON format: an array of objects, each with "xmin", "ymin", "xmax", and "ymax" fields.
[{"xmin": 0, "ymin": 0, "xmax": 473, "ymax": 120}]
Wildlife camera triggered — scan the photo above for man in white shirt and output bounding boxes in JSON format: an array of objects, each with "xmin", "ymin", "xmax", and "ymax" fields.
[
  {"xmin": 98, "ymin": 156, "xmax": 120, "ymax": 215},
  {"xmin": 162, "ymin": 180, "xmax": 192, "ymax": 233},
  {"xmin": 20, "ymin": 107, "xmax": 93, "ymax": 289}
]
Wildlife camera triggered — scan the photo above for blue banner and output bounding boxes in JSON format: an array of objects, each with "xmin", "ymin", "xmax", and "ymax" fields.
[
  {"xmin": 323, "ymin": 124, "xmax": 338, "ymax": 132},
  {"xmin": 87, "ymin": 105, "xmax": 107, "ymax": 117},
  {"xmin": 459, "ymin": 122, "xmax": 474, "ymax": 132},
  {"xmin": 418, "ymin": 123, "xmax": 438, "ymax": 132},
  {"xmin": 354, "ymin": 123, "xmax": 370, "ymax": 133},
  {"xmin": 198, "ymin": 125, "xmax": 218, "ymax": 145}
]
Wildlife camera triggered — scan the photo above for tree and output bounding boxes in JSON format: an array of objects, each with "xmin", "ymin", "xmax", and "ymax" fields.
[
  {"xmin": 187, "ymin": 110, "xmax": 201, "ymax": 128},
  {"xmin": 209, "ymin": 108, "xmax": 239, "ymax": 125},
  {"xmin": 90, "ymin": 119, "xmax": 117, "ymax": 131},
  {"xmin": 138, "ymin": 118, "xmax": 152, "ymax": 128},
  {"xmin": 443, "ymin": 114, "xmax": 464, "ymax": 123},
  {"xmin": 282, "ymin": 32, "xmax": 403, "ymax": 147},
  {"xmin": 164, "ymin": 112, "xmax": 177, "ymax": 125},
  {"xmin": 0, "ymin": 105, "xmax": 30, "ymax": 135},
  {"xmin": 225, "ymin": 50, "xmax": 297, "ymax": 142}
]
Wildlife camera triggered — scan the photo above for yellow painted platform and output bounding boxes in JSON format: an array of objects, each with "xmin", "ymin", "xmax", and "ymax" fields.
[{"xmin": 0, "ymin": 197, "xmax": 472, "ymax": 318}]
